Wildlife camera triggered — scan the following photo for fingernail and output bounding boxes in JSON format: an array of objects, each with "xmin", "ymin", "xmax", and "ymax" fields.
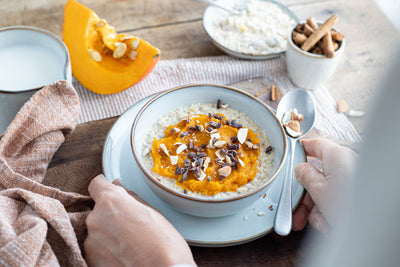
[{"xmin": 313, "ymin": 221, "xmax": 320, "ymax": 232}]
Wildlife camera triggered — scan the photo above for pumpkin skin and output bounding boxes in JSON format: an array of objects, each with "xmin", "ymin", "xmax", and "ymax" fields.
[{"xmin": 63, "ymin": 0, "xmax": 160, "ymax": 94}]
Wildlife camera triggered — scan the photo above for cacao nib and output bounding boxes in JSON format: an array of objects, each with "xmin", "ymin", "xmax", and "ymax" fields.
[
  {"xmin": 225, "ymin": 120, "xmax": 231, "ymax": 126},
  {"xmin": 207, "ymin": 176, "xmax": 211, "ymax": 182},
  {"xmin": 188, "ymin": 152, "xmax": 196, "ymax": 159},
  {"xmin": 213, "ymin": 114, "xmax": 223, "ymax": 120},
  {"xmin": 201, "ymin": 143, "xmax": 206, "ymax": 149},
  {"xmin": 184, "ymin": 159, "xmax": 191, "ymax": 168},
  {"xmin": 207, "ymin": 126, "xmax": 214, "ymax": 132},
  {"xmin": 230, "ymin": 120, "xmax": 242, "ymax": 128},
  {"xmin": 216, "ymin": 122, "xmax": 222, "ymax": 129},
  {"xmin": 188, "ymin": 126, "xmax": 197, "ymax": 131},
  {"xmin": 197, "ymin": 152, "xmax": 207, "ymax": 158},
  {"xmin": 217, "ymin": 99, "xmax": 222, "ymax": 109},
  {"xmin": 180, "ymin": 169, "xmax": 188, "ymax": 182},
  {"xmin": 230, "ymin": 136, "xmax": 238, "ymax": 143},
  {"xmin": 265, "ymin": 145, "xmax": 273, "ymax": 154},
  {"xmin": 208, "ymin": 121, "xmax": 218, "ymax": 128},
  {"xmin": 180, "ymin": 131, "xmax": 189, "ymax": 137},
  {"xmin": 183, "ymin": 188, "xmax": 188, "ymax": 194},
  {"xmin": 208, "ymin": 113, "xmax": 213, "ymax": 118},
  {"xmin": 175, "ymin": 165, "xmax": 182, "ymax": 175}
]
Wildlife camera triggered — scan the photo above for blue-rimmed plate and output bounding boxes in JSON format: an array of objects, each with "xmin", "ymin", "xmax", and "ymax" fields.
[{"xmin": 102, "ymin": 95, "xmax": 306, "ymax": 247}]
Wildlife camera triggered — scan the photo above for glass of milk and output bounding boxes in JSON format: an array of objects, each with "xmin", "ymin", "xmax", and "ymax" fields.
[{"xmin": 0, "ymin": 26, "xmax": 71, "ymax": 133}]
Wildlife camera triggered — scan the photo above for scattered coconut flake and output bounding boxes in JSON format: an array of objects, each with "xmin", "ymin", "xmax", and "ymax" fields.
[
  {"xmin": 218, "ymin": 166, "xmax": 232, "ymax": 177},
  {"xmin": 349, "ymin": 109, "xmax": 365, "ymax": 117},
  {"xmin": 237, "ymin": 128, "xmax": 248, "ymax": 144},
  {"xmin": 238, "ymin": 158, "xmax": 245, "ymax": 167},
  {"xmin": 170, "ymin": 155, "xmax": 178, "ymax": 165},
  {"xmin": 160, "ymin": 143, "xmax": 169, "ymax": 156},
  {"xmin": 210, "ymin": 132, "xmax": 221, "ymax": 140},
  {"xmin": 176, "ymin": 144, "xmax": 187, "ymax": 154},
  {"xmin": 203, "ymin": 157, "xmax": 211, "ymax": 170},
  {"xmin": 243, "ymin": 215, "xmax": 249, "ymax": 221},
  {"xmin": 257, "ymin": 211, "xmax": 265, "ymax": 216}
]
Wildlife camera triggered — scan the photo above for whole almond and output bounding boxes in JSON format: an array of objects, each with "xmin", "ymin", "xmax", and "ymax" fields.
[
  {"xmin": 270, "ymin": 85, "xmax": 282, "ymax": 101},
  {"xmin": 286, "ymin": 120, "xmax": 301, "ymax": 132},
  {"xmin": 337, "ymin": 99, "xmax": 349, "ymax": 113}
]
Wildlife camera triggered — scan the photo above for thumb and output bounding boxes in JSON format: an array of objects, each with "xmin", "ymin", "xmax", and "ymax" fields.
[{"xmin": 295, "ymin": 162, "xmax": 326, "ymax": 205}]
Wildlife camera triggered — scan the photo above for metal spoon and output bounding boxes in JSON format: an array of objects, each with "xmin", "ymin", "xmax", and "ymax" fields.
[
  {"xmin": 194, "ymin": 0, "xmax": 241, "ymax": 15},
  {"xmin": 274, "ymin": 89, "xmax": 315, "ymax": 236}
]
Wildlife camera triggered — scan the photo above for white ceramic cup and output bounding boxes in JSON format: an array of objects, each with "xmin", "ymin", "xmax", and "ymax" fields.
[{"xmin": 285, "ymin": 22, "xmax": 345, "ymax": 90}]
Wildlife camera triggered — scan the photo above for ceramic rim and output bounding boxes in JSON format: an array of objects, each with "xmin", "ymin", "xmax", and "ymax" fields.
[{"xmin": 130, "ymin": 84, "xmax": 288, "ymax": 203}]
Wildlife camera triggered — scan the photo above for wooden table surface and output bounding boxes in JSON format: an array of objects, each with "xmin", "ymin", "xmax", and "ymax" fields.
[{"xmin": 1, "ymin": 0, "xmax": 399, "ymax": 266}]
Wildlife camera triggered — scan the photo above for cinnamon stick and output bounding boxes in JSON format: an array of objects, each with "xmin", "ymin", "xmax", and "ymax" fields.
[
  {"xmin": 301, "ymin": 15, "xmax": 339, "ymax": 52},
  {"xmin": 306, "ymin": 17, "xmax": 319, "ymax": 31},
  {"xmin": 331, "ymin": 31, "xmax": 345, "ymax": 41},
  {"xmin": 292, "ymin": 31, "xmax": 307, "ymax": 45},
  {"xmin": 322, "ymin": 31, "xmax": 335, "ymax": 58},
  {"xmin": 303, "ymin": 23, "xmax": 315, "ymax": 37}
]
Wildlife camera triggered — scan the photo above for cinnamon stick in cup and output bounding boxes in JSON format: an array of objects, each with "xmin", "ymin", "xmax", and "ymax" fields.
[
  {"xmin": 322, "ymin": 31, "xmax": 335, "ymax": 58},
  {"xmin": 301, "ymin": 14, "xmax": 339, "ymax": 52}
]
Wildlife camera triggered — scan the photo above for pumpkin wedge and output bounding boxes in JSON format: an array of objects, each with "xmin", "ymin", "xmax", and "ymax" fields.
[{"xmin": 63, "ymin": 0, "xmax": 160, "ymax": 94}]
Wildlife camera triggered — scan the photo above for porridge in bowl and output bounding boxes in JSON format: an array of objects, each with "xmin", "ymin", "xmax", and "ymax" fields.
[{"xmin": 142, "ymin": 101, "xmax": 275, "ymax": 199}]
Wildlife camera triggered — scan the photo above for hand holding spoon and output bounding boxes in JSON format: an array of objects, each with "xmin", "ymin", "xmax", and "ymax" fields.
[{"xmin": 274, "ymin": 89, "xmax": 315, "ymax": 236}]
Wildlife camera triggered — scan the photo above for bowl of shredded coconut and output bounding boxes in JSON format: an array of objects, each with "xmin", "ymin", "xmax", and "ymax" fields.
[{"xmin": 203, "ymin": 0, "xmax": 299, "ymax": 60}]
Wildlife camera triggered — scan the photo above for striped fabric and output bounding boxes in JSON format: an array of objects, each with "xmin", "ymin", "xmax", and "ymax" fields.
[{"xmin": 73, "ymin": 56, "xmax": 361, "ymax": 143}]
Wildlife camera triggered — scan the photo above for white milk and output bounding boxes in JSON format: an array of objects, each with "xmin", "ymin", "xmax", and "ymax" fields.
[{"xmin": 0, "ymin": 44, "xmax": 65, "ymax": 91}]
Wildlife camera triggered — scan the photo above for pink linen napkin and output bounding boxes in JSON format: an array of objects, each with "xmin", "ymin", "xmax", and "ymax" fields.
[{"xmin": 0, "ymin": 81, "xmax": 93, "ymax": 266}]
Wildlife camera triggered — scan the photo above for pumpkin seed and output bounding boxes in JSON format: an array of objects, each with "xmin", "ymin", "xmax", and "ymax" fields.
[
  {"xmin": 113, "ymin": 43, "xmax": 127, "ymax": 58},
  {"xmin": 89, "ymin": 49, "xmax": 102, "ymax": 62},
  {"xmin": 131, "ymin": 38, "xmax": 140, "ymax": 50},
  {"xmin": 128, "ymin": 50, "xmax": 138, "ymax": 60}
]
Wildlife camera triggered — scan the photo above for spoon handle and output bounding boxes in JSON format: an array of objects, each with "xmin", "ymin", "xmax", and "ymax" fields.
[
  {"xmin": 274, "ymin": 137, "xmax": 297, "ymax": 236},
  {"xmin": 193, "ymin": 0, "xmax": 240, "ymax": 15}
]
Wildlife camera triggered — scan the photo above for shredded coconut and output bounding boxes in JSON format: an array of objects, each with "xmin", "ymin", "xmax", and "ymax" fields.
[{"xmin": 212, "ymin": 0, "xmax": 296, "ymax": 55}]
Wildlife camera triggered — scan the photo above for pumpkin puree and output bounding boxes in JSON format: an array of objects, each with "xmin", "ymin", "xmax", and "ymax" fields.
[{"xmin": 151, "ymin": 114, "xmax": 260, "ymax": 196}]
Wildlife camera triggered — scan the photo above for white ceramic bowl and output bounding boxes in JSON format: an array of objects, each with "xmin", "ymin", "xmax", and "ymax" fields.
[
  {"xmin": 131, "ymin": 84, "xmax": 287, "ymax": 217},
  {"xmin": 286, "ymin": 22, "xmax": 345, "ymax": 90},
  {"xmin": 202, "ymin": 0, "xmax": 299, "ymax": 60}
]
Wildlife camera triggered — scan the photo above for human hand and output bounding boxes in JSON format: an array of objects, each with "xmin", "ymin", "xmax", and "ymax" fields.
[
  {"xmin": 292, "ymin": 139, "xmax": 357, "ymax": 233},
  {"xmin": 84, "ymin": 174, "xmax": 196, "ymax": 267}
]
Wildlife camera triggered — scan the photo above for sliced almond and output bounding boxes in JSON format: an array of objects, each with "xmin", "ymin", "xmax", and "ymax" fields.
[
  {"xmin": 207, "ymin": 138, "xmax": 215, "ymax": 149},
  {"xmin": 169, "ymin": 127, "xmax": 181, "ymax": 135},
  {"xmin": 292, "ymin": 111, "xmax": 304, "ymax": 122},
  {"xmin": 286, "ymin": 126, "xmax": 301, "ymax": 138},
  {"xmin": 176, "ymin": 144, "xmax": 187, "ymax": 154},
  {"xmin": 215, "ymin": 150, "xmax": 225, "ymax": 160},
  {"xmin": 173, "ymin": 142, "xmax": 185, "ymax": 146},
  {"xmin": 218, "ymin": 166, "xmax": 232, "ymax": 177},
  {"xmin": 252, "ymin": 143, "xmax": 260, "ymax": 150},
  {"xmin": 210, "ymin": 132, "xmax": 221, "ymax": 140},
  {"xmin": 170, "ymin": 155, "xmax": 178, "ymax": 165},
  {"xmin": 286, "ymin": 120, "xmax": 301, "ymax": 132},
  {"xmin": 89, "ymin": 49, "xmax": 102, "ymax": 62},
  {"xmin": 203, "ymin": 157, "xmax": 211, "ymax": 170},
  {"xmin": 159, "ymin": 143, "xmax": 169, "ymax": 156},
  {"xmin": 237, "ymin": 128, "xmax": 248, "ymax": 144},
  {"xmin": 337, "ymin": 99, "xmax": 349, "ymax": 114},
  {"xmin": 198, "ymin": 170, "xmax": 207, "ymax": 181},
  {"xmin": 214, "ymin": 140, "xmax": 226, "ymax": 148},
  {"xmin": 349, "ymin": 109, "xmax": 365, "ymax": 117},
  {"xmin": 244, "ymin": 141, "xmax": 253, "ymax": 149},
  {"xmin": 225, "ymin": 155, "xmax": 232, "ymax": 165},
  {"xmin": 220, "ymin": 104, "xmax": 229, "ymax": 108}
]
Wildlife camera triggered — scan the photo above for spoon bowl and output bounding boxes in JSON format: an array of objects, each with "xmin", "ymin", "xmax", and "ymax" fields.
[{"xmin": 274, "ymin": 89, "xmax": 315, "ymax": 235}]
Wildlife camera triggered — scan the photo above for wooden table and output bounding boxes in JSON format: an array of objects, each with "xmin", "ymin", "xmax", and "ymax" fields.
[{"xmin": 1, "ymin": 0, "xmax": 399, "ymax": 265}]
